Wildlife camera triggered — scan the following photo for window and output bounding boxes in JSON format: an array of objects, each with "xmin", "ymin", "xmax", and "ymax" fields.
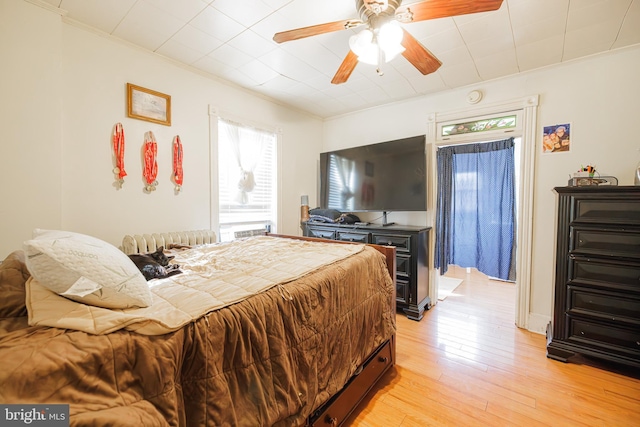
[{"xmin": 217, "ymin": 118, "xmax": 277, "ymax": 242}]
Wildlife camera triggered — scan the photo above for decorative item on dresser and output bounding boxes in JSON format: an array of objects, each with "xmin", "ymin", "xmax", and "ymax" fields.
[
  {"xmin": 304, "ymin": 221, "xmax": 431, "ymax": 320},
  {"xmin": 547, "ymin": 186, "xmax": 640, "ymax": 370}
]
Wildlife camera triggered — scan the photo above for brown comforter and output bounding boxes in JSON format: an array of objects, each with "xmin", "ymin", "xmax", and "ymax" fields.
[{"xmin": 0, "ymin": 246, "xmax": 395, "ymax": 426}]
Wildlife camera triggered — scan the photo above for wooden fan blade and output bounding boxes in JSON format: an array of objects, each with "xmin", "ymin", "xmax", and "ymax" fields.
[
  {"xmin": 399, "ymin": 0, "xmax": 503, "ymax": 22},
  {"xmin": 401, "ymin": 29, "xmax": 442, "ymax": 75},
  {"xmin": 273, "ymin": 19, "xmax": 363, "ymax": 43},
  {"xmin": 331, "ymin": 50, "xmax": 359, "ymax": 84}
]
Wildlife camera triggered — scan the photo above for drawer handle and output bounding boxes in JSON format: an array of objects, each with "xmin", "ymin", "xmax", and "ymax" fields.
[
  {"xmin": 378, "ymin": 356, "xmax": 388, "ymax": 363},
  {"xmin": 325, "ymin": 415, "xmax": 338, "ymax": 426}
]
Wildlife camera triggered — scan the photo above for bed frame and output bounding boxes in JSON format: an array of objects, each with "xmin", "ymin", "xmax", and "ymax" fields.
[{"xmin": 121, "ymin": 230, "xmax": 397, "ymax": 426}]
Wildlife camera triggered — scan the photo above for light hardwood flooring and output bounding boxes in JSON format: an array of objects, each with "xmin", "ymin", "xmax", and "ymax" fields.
[{"xmin": 346, "ymin": 266, "xmax": 640, "ymax": 426}]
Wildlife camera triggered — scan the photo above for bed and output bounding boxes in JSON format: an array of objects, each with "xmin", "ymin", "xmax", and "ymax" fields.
[{"xmin": 0, "ymin": 230, "xmax": 396, "ymax": 426}]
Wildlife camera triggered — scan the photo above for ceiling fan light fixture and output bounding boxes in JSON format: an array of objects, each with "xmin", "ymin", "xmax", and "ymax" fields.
[
  {"xmin": 349, "ymin": 30, "xmax": 377, "ymax": 64},
  {"xmin": 349, "ymin": 21, "xmax": 405, "ymax": 66},
  {"xmin": 378, "ymin": 21, "xmax": 405, "ymax": 61}
]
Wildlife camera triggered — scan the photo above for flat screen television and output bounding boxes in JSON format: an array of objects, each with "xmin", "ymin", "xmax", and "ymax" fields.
[{"xmin": 319, "ymin": 135, "xmax": 426, "ymax": 215}]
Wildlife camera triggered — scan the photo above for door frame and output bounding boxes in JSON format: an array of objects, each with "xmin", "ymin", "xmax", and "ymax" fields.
[{"xmin": 426, "ymin": 95, "xmax": 538, "ymax": 329}]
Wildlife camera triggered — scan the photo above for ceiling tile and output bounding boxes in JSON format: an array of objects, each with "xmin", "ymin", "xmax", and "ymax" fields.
[
  {"xmin": 250, "ymin": 10, "xmax": 292, "ymax": 42},
  {"xmin": 208, "ymin": 44, "xmax": 253, "ymax": 68},
  {"xmin": 190, "ymin": 5, "xmax": 245, "ymax": 43},
  {"xmin": 404, "ymin": 18, "xmax": 458, "ymax": 41},
  {"xmin": 418, "ymin": 27, "xmax": 466, "ymax": 56},
  {"xmin": 615, "ymin": 0, "xmax": 640, "ymax": 47},
  {"xmin": 438, "ymin": 61, "xmax": 481, "ymax": 88},
  {"xmin": 405, "ymin": 72, "xmax": 448, "ymax": 94},
  {"xmin": 433, "ymin": 46, "xmax": 474, "ymax": 68},
  {"xmin": 258, "ymin": 74, "xmax": 300, "ymax": 93},
  {"xmin": 381, "ymin": 77, "xmax": 418, "ymax": 100},
  {"xmin": 456, "ymin": 7, "xmax": 512, "ymax": 45},
  {"xmin": 336, "ymin": 93, "xmax": 369, "ymax": 111},
  {"xmin": 509, "ymin": 0, "xmax": 568, "ymax": 47},
  {"xmin": 59, "ymin": 0, "xmax": 137, "ymax": 34},
  {"xmin": 227, "ymin": 29, "xmax": 277, "ymax": 58},
  {"xmin": 113, "ymin": 1, "xmax": 186, "ymax": 51},
  {"xmin": 474, "ymin": 48, "xmax": 519, "ymax": 80},
  {"xmin": 280, "ymin": 40, "xmax": 342, "ymax": 77},
  {"xmin": 156, "ymin": 39, "xmax": 206, "ymax": 65},
  {"xmin": 170, "ymin": 24, "xmax": 224, "ymax": 55},
  {"xmin": 211, "ymin": 0, "xmax": 275, "ymax": 28},
  {"xmin": 357, "ymin": 85, "xmax": 391, "ymax": 103},
  {"xmin": 258, "ymin": 48, "xmax": 321, "ymax": 82},
  {"xmin": 466, "ymin": 33, "xmax": 515, "ymax": 59},
  {"xmin": 275, "ymin": 0, "xmax": 355, "ymax": 28},
  {"xmin": 238, "ymin": 59, "xmax": 281, "ymax": 85},
  {"xmin": 217, "ymin": 67, "xmax": 261, "ymax": 87},
  {"xmin": 566, "ymin": 0, "xmax": 632, "ymax": 31},
  {"xmin": 192, "ymin": 54, "xmax": 235, "ymax": 76},
  {"xmin": 515, "ymin": 35, "xmax": 564, "ymax": 71},
  {"xmin": 149, "ymin": 0, "xmax": 209, "ymax": 23}
]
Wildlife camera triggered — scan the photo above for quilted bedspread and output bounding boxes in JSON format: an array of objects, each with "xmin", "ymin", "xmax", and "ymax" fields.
[
  {"xmin": 0, "ymin": 238, "xmax": 396, "ymax": 426},
  {"xmin": 26, "ymin": 236, "xmax": 365, "ymax": 335}
]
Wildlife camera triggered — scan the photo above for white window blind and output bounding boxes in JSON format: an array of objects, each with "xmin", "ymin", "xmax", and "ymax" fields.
[{"xmin": 217, "ymin": 118, "xmax": 277, "ymax": 240}]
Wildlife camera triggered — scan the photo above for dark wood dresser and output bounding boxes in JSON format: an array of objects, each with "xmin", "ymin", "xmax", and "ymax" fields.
[
  {"xmin": 547, "ymin": 186, "xmax": 640, "ymax": 369},
  {"xmin": 303, "ymin": 222, "xmax": 431, "ymax": 320}
]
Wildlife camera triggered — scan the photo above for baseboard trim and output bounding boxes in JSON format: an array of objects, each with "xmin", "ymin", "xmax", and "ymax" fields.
[{"xmin": 527, "ymin": 313, "xmax": 551, "ymax": 335}]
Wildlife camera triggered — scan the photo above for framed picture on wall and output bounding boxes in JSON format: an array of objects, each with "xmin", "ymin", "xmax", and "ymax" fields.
[
  {"xmin": 127, "ymin": 83, "xmax": 171, "ymax": 126},
  {"xmin": 542, "ymin": 123, "xmax": 570, "ymax": 153}
]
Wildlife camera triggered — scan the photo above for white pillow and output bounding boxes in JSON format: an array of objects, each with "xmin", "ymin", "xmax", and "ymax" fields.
[{"xmin": 23, "ymin": 229, "xmax": 152, "ymax": 309}]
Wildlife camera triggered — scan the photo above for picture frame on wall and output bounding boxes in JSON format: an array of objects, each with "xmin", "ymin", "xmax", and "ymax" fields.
[
  {"xmin": 542, "ymin": 123, "xmax": 571, "ymax": 153},
  {"xmin": 127, "ymin": 83, "xmax": 171, "ymax": 126}
]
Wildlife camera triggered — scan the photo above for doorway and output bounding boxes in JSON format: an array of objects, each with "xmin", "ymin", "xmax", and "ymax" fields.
[
  {"xmin": 435, "ymin": 137, "xmax": 521, "ymax": 300},
  {"xmin": 426, "ymin": 95, "xmax": 538, "ymax": 330}
]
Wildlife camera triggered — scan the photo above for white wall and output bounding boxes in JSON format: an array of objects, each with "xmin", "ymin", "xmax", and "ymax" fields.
[
  {"xmin": 323, "ymin": 45, "xmax": 640, "ymax": 331},
  {"xmin": 0, "ymin": 0, "xmax": 322, "ymax": 258},
  {"xmin": 0, "ymin": 0, "xmax": 63, "ymax": 254}
]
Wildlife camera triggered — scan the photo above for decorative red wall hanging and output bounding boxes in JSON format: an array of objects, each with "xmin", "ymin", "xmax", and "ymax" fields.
[
  {"xmin": 112, "ymin": 123, "xmax": 127, "ymax": 187},
  {"xmin": 173, "ymin": 135, "xmax": 184, "ymax": 193},
  {"xmin": 143, "ymin": 131, "xmax": 158, "ymax": 193}
]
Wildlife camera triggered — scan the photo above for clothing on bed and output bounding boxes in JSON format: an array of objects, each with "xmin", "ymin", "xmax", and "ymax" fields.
[{"xmin": 0, "ymin": 238, "xmax": 395, "ymax": 426}]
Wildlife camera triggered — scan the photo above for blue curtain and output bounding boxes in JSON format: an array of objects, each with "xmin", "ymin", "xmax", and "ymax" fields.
[{"xmin": 434, "ymin": 138, "xmax": 516, "ymax": 281}]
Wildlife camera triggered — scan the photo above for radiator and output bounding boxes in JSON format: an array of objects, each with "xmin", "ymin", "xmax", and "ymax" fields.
[{"xmin": 121, "ymin": 230, "xmax": 217, "ymax": 254}]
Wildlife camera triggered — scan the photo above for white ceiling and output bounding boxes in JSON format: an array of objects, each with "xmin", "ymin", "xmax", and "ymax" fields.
[{"xmin": 41, "ymin": 0, "xmax": 640, "ymax": 118}]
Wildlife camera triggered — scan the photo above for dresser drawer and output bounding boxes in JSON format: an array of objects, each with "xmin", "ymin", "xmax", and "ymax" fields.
[
  {"xmin": 307, "ymin": 227, "xmax": 336, "ymax": 240},
  {"xmin": 569, "ymin": 256, "xmax": 640, "ymax": 292},
  {"xmin": 396, "ymin": 254, "xmax": 411, "ymax": 277},
  {"xmin": 396, "ymin": 278, "xmax": 408, "ymax": 304},
  {"xmin": 371, "ymin": 234, "xmax": 411, "ymax": 253},
  {"xmin": 572, "ymin": 197, "xmax": 640, "ymax": 225},
  {"xmin": 568, "ymin": 318, "xmax": 640, "ymax": 357},
  {"xmin": 568, "ymin": 286, "xmax": 640, "ymax": 325},
  {"xmin": 336, "ymin": 231, "xmax": 369, "ymax": 243},
  {"xmin": 572, "ymin": 227, "xmax": 640, "ymax": 259}
]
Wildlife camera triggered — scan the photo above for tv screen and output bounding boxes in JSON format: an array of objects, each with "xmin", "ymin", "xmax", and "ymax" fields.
[{"xmin": 319, "ymin": 135, "xmax": 426, "ymax": 212}]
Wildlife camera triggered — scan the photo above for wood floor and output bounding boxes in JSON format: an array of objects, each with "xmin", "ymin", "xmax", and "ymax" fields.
[{"xmin": 345, "ymin": 266, "xmax": 640, "ymax": 426}]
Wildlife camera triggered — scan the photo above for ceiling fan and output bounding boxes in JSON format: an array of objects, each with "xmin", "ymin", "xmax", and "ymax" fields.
[{"xmin": 273, "ymin": 0, "xmax": 504, "ymax": 84}]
